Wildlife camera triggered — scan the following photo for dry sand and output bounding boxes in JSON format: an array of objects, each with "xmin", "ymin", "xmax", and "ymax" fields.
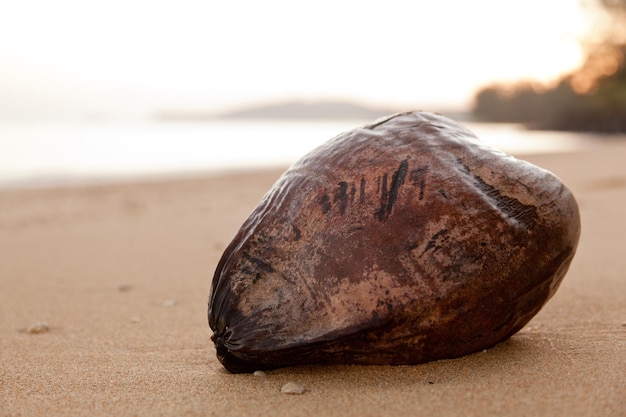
[{"xmin": 1, "ymin": 142, "xmax": 625, "ymax": 416}]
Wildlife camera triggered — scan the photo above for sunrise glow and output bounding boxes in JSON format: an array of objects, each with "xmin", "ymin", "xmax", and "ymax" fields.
[{"xmin": 0, "ymin": 0, "xmax": 589, "ymax": 119}]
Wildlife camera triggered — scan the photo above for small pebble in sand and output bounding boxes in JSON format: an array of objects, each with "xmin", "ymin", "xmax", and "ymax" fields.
[
  {"xmin": 27, "ymin": 322, "xmax": 49, "ymax": 334},
  {"xmin": 130, "ymin": 316, "xmax": 142, "ymax": 323},
  {"xmin": 281, "ymin": 382, "xmax": 306, "ymax": 395},
  {"xmin": 253, "ymin": 370, "xmax": 267, "ymax": 377},
  {"xmin": 163, "ymin": 299, "xmax": 177, "ymax": 307},
  {"xmin": 118, "ymin": 284, "xmax": 133, "ymax": 292}
]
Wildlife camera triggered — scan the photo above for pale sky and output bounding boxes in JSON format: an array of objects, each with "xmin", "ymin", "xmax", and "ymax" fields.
[{"xmin": 0, "ymin": 0, "xmax": 589, "ymax": 120}]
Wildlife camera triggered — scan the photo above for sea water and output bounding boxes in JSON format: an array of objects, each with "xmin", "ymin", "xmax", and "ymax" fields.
[{"xmin": 0, "ymin": 119, "xmax": 598, "ymax": 189}]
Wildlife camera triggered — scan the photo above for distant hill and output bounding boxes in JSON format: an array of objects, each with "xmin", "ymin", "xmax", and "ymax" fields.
[{"xmin": 216, "ymin": 100, "xmax": 399, "ymax": 120}]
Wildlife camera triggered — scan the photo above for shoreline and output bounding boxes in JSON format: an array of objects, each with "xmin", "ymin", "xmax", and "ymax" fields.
[
  {"xmin": 0, "ymin": 164, "xmax": 289, "ymax": 192},
  {"xmin": 0, "ymin": 119, "xmax": 616, "ymax": 192},
  {"xmin": 1, "ymin": 142, "xmax": 625, "ymax": 416}
]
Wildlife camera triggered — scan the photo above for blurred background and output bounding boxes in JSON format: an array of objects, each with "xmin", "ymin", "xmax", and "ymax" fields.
[{"xmin": 1, "ymin": 0, "xmax": 624, "ymax": 187}]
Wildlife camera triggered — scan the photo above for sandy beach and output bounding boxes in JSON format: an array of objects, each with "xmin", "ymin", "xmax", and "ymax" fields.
[{"xmin": 1, "ymin": 141, "xmax": 625, "ymax": 417}]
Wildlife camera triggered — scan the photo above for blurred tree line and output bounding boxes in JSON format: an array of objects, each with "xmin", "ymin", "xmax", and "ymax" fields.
[{"xmin": 472, "ymin": 0, "xmax": 626, "ymax": 132}]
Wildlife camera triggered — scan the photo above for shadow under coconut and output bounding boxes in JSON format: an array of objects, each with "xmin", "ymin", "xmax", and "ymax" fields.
[
  {"xmin": 210, "ymin": 331, "xmax": 572, "ymax": 389},
  {"xmin": 265, "ymin": 332, "xmax": 563, "ymax": 383}
]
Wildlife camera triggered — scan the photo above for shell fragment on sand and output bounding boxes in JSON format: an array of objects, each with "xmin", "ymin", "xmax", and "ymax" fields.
[{"xmin": 281, "ymin": 382, "xmax": 306, "ymax": 395}]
